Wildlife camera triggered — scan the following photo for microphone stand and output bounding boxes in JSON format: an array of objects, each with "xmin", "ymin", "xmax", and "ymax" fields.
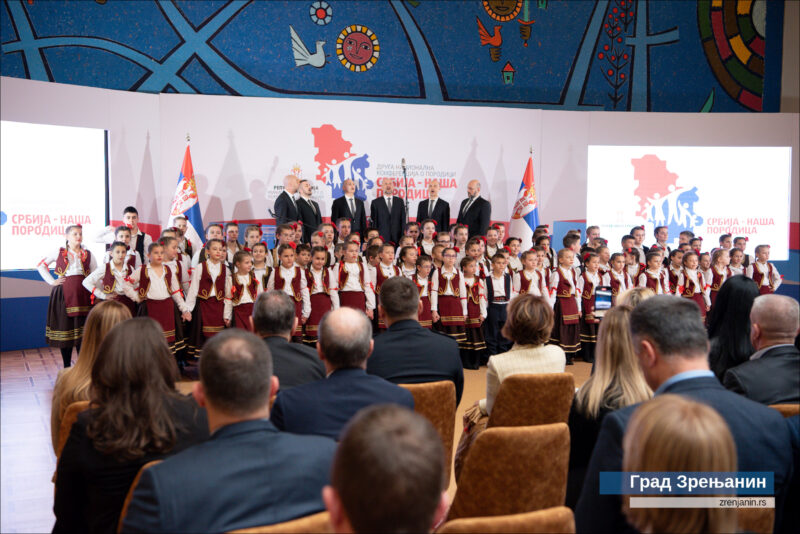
[{"xmin": 401, "ymin": 158, "xmax": 409, "ymax": 226}]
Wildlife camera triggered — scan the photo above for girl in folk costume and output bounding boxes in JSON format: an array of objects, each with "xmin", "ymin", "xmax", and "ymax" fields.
[
  {"xmin": 733, "ymin": 236, "xmax": 753, "ymax": 268},
  {"xmin": 746, "ymin": 244, "xmax": 782, "ymax": 295},
  {"xmin": 668, "ymin": 249, "xmax": 685, "ymax": 292},
  {"xmin": 190, "ymin": 224, "xmax": 223, "ymax": 268},
  {"xmin": 608, "ymin": 253, "xmax": 633, "ymax": 306},
  {"xmin": 549, "ymin": 249, "xmax": 582, "ymax": 364},
  {"xmin": 505, "ymin": 238, "xmax": 523, "ymax": 273},
  {"xmin": 698, "ymin": 252, "xmax": 712, "ymax": 285},
  {"xmin": 229, "ymin": 250, "xmax": 263, "ymax": 332},
  {"xmin": 393, "ymin": 236, "xmax": 415, "ymax": 263},
  {"xmin": 596, "ymin": 245, "xmax": 611, "ymax": 277},
  {"xmin": 707, "ymin": 248, "xmax": 732, "ymax": 308},
  {"xmin": 399, "ymin": 245, "xmax": 418, "ymax": 279},
  {"xmin": 431, "ymin": 244, "xmax": 446, "ymax": 272},
  {"xmin": 337, "ymin": 242, "xmax": 376, "ymax": 319},
  {"xmin": 243, "ymin": 225, "xmax": 263, "ymax": 251},
  {"xmin": 102, "ymin": 226, "xmax": 140, "ymax": 272},
  {"xmin": 160, "ymin": 230, "xmax": 191, "ymax": 295},
  {"xmin": 533, "ymin": 246, "xmax": 553, "ymax": 302},
  {"xmin": 577, "ymin": 252, "xmax": 605, "ymax": 364},
  {"xmin": 123, "ymin": 243, "xmax": 191, "ymax": 354},
  {"xmin": 304, "ymin": 246, "xmax": 339, "ymax": 345},
  {"xmin": 638, "ymin": 252, "xmax": 669, "ymax": 294},
  {"xmin": 415, "ymin": 255, "xmax": 435, "ymax": 329},
  {"xmin": 418, "ymin": 219, "xmax": 437, "ymax": 257},
  {"xmin": 267, "ymin": 244, "xmax": 311, "ymax": 342},
  {"xmin": 466, "ymin": 239, "xmax": 490, "ymax": 279},
  {"xmin": 535, "ymin": 234, "xmax": 554, "ymax": 271},
  {"xmin": 251, "ymin": 242, "xmax": 273, "ymax": 290},
  {"xmin": 460, "ymin": 257, "xmax": 487, "ymax": 369},
  {"xmin": 159, "ymin": 236, "xmax": 191, "ymax": 362},
  {"xmin": 270, "ymin": 224, "xmax": 296, "ymax": 269},
  {"xmin": 172, "ymin": 215, "xmax": 193, "ymax": 257},
  {"xmin": 624, "ymin": 247, "xmax": 644, "ymax": 283},
  {"xmin": 514, "ymin": 250, "xmax": 544, "ymax": 298},
  {"xmin": 431, "ymin": 247, "xmax": 468, "ymax": 347},
  {"xmin": 676, "ymin": 251, "xmax": 711, "ymax": 318},
  {"xmin": 373, "ymin": 243, "xmax": 401, "ymax": 331},
  {"xmin": 729, "ymin": 247, "xmax": 745, "ymax": 276},
  {"xmin": 185, "ymin": 239, "xmax": 231, "ymax": 356},
  {"xmin": 38, "ymin": 225, "xmax": 97, "ymax": 368},
  {"xmin": 453, "ymin": 225, "xmax": 469, "ymax": 259},
  {"xmin": 484, "ymin": 227, "xmax": 501, "ymax": 260},
  {"xmin": 83, "ymin": 241, "xmax": 137, "ymax": 317}
]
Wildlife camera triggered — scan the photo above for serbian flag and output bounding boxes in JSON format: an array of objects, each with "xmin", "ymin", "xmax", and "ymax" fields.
[
  {"xmin": 508, "ymin": 153, "xmax": 539, "ymax": 248},
  {"xmin": 168, "ymin": 143, "xmax": 205, "ymax": 248}
]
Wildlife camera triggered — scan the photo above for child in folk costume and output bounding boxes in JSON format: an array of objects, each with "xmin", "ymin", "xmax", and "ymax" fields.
[
  {"xmin": 319, "ymin": 222, "xmax": 336, "ymax": 259},
  {"xmin": 460, "ymin": 257, "xmax": 487, "ymax": 369},
  {"xmin": 269, "ymin": 224, "xmax": 295, "ymax": 268},
  {"xmin": 185, "ymin": 238, "xmax": 231, "ymax": 356},
  {"xmin": 698, "ymin": 252, "xmax": 712, "ymax": 284},
  {"xmin": 229, "ymin": 250, "xmax": 262, "ymax": 332},
  {"xmin": 484, "ymin": 227, "xmax": 501, "ymax": 260},
  {"xmin": 243, "ymin": 224, "xmax": 263, "ymax": 251},
  {"xmin": 577, "ymin": 252, "xmax": 605, "ymax": 364},
  {"xmin": 466, "ymin": 239, "xmax": 490, "ymax": 279},
  {"xmin": 295, "ymin": 244, "xmax": 312, "ymax": 270},
  {"xmin": 418, "ymin": 219, "xmax": 437, "ymax": 257},
  {"xmin": 729, "ymin": 248, "xmax": 745, "ymax": 276},
  {"xmin": 746, "ymin": 244, "xmax": 782, "ymax": 295},
  {"xmin": 624, "ymin": 247, "xmax": 644, "ymax": 282},
  {"xmin": 562, "ymin": 234, "xmax": 583, "ymax": 274},
  {"xmin": 267, "ymin": 244, "xmax": 311, "ymax": 342},
  {"xmin": 483, "ymin": 253, "xmax": 516, "ymax": 358},
  {"xmin": 160, "ymin": 230, "xmax": 191, "ymax": 293},
  {"xmin": 38, "ymin": 225, "xmax": 97, "ymax": 368},
  {"xmin": 505, "ymin": 238, "xmax": 523, "ymax": 273},
  {"xmin": 415, "ymin": 255, "xmax": 435, "ymax": 329},
  {"xmin": 172, "ymin": 215, "xmax": 193, "ymax": 257},
  {"xmin": 515, "ymin": 250, "xmax": 544, "ymax": 298},
  {"xmin": 431, "ymin": 244, "xmax": 446, "ymax": 272},
  {"xmin": 364, "ymin": 245, "xmax": 380, "ymax": 271},
  {"xmin": 431, "ymin": 247, "xmax": 468, "ymax": 348},
  {"xmin": 638, "ymin": 252, "xmax": 670, "ymax": 294},
  {"xmin": 337, "ymin": 242, "xmax": 376, "ymax": 319},
  {"xmin": 304, "ymin": 246, "xmax": 339, "ymax": 345},
  {"xmin": 608, "ymin": 253, "xmax": 632, "ymax": 306},
  {"xmin": 251, "ymin": 242, "xmax": 273, "ymax": 290},
  {"xmin": 707, "ymin": 248, "xmax": 732, "ymax": 308},
  {"xmin": 83, "ymin": 241, "xmax": 138, "ymax": 317},
  {"xmin": 535, "ymin": 235, "xmax": 554, "ymax": 270},
  {"xmin": 668, "ymin": 249, "xmax": 685, "ymax": 292},
  {"xmin": 532, "ymin": 246, "xmax": 553, "ymax": 302},
  {"xmin": 373, "ymin": 243, "xmax": 401, "ymax": 331},
  {"xmin": 549, "ymin": 249, "xmax": 581, "ymax": 364},
  {"xmin": 399, "ymin": 246, "xmax": 418, "ymax": 279},
  {"xmin": 190, "ymin": 224, "xmax": 224, "ymax": 268},
  {"xmin": 596, "ymin": 245, "xmax": 611, "ymax": 277},
  {"xmin": 333, "ymin": 243, "xmax": 346, "ymax": 266},
  {"xmin": 160, "ymin": 236, "xmax": 192, "ymax": 358},
  {"xmin": 222, "ymin": 222, "xmax": 243, "ymax": 266},
  {"xmin": 102, "ymin": 225, "xmax": 140, "ymax": 272},
  {"xmin": 676, "ymin": 251, "xmax": 711, "ymax": 318},
  {"xmin": 733, "ymin": 236, "xmax": 752, "ymax": 268}
]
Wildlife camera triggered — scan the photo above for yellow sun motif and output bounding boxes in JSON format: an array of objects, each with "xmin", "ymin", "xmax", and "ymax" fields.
[{"xmin": 336, "ymin": 25, "xmax": 379, "ymax": 73}]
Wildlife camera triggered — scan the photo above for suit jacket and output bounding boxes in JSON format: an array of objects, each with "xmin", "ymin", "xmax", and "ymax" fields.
[
  {"xmin": 273, "ymin": 191, "xmax": 300, "ymax": 226},
  {"xmin": 330, "ymin": 196, "xmax": 367, "ymax": 236},
  {"xmin": 456, "ymin": 196, "xmax": 491, "ymax": 238},
  {"xmin": 263, "ymin": 336, "xmax": 325, "ymax": 390},
  {"xmin": 297, "ymin": 196, "xmax": 322, "ymax": 243},
  {"xmin": 723, "ymin": 345, "xmax": 800, "ymax": 404},
  {"xmin": 120, "ymin": 419, "xmax": 336, "ymax": 534},
  {"xmin": 54, "ymin": 396, "xmax": 209, "ymax": 534},
  {"xmin": 416, "ymin": 198, "xmax": 450, "ymax": 233},
  {"xmin": 271, "ymin": 367, "xmax": 414, "ymax": 440},
  {"xmin": 367, "ymin": 319, "xmax": 464, "ymax": 405},
  {"xmin": 574, "ymin": 376, "xmax": 793, "ymax": 534},
  {"xmin": 566, "ymin": 401, "xmax": 612, "ymax": 510},
  {"xmin": 370, "ymin": 196, "xmax": 405, "ymax": 244}
]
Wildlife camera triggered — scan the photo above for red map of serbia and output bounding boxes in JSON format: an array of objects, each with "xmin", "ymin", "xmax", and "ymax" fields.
[
  {"xmin": 311, "ymin": 124, "xmax": 355, "ymax": 184},
  {"xmin": 631, "ymin": 154, "xmax": 679, "ymax": 218}
]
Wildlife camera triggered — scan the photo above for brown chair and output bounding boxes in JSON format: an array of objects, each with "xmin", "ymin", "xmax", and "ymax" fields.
[
  {"xmin": 437, "ymin": 506, "xmax": 575, "ymax": 533},
  {"xmin": 116, "ymin": 460, "xmax": 163, "ymax": 533},
  {"xmin": 399, "ymin": 381, "xmax": 457, "ymax": 482},
  {"xmin": 737, "ymin": 508, "xmax": 774, "ymax": 534},
  {"xmin": 769, "ymin": 403, "xmax": 800, "ymax": 418},
  {"xmin": 447, "ymin": 423, "xmax": 570, "ymax": 522},
  {"xmin": 487, "ymin": 373, "xmax": 575, "ymax": 428},
  {"xmin": 56, "ymin": 400, "xmax": 91, "ymax": 458},
  {"xmin": 229, "ymin": 511, "xmax": 331, "ymax": 533}
]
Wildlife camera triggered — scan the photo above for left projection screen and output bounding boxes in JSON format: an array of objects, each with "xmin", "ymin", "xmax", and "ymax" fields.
[{"xmin": 1, "ymin": 120, "xmax": 108, "ymax": 271}]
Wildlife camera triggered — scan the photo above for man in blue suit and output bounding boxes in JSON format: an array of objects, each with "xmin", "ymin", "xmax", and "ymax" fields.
[
  {"xmin": 575, "ymin": 296, "xmax": 793, "ymax": 534},
  {"xmin": 271, "ymin": 307, "xmax": 414, "ymax": 440},
  {"xmin": 121, "ymin": 330, "xmax": 336, "ymax": 534}
]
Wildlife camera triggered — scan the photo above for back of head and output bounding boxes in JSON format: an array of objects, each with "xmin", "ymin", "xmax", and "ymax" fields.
[
  {"xmin": 379, "ymin": 276, "xmax": 420, "ymax": 320},
  {"xmin": 199, "ymin": 329, "xmax": 273, "ymax": 417},
  {"xmin": 332, "ymin": 405, "xmax": 445, "ymax": 533},
  {"xmin": 616, "ymin": 287, "xmax": 655, "ymax": 308},
  {"xmin": 501, "ymin": 294, "xmax": 553, "ymax": 346},
  {"xmin": 623, "ymin": 395, "xmax": 737, "ymax": 533},
  {"xmin": 750, "ymin": 294, "xmax": 800, "ymax": 344},
  {"xmin": 252, "ymin": 290, "xmax": 295, "ymax": 336},
  {"xmin": 318, "ymin": 308, "xmax": 372, "ymax": 368},
  {"xmin": 706, "ymin": 275, "xmax": 759, "ymax": 378},
  {"xmin": 629, "ymin": 296, "xmax": 708, "ymax": 359}
]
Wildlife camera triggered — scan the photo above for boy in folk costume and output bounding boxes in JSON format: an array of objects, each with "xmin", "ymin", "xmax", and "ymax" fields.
[
  {"xmin": 336, "ymin": 241, "xmax": 376, "ymax": 319},
  {"xmin": 483, "ymin": 253, "xmax": 516, "ymax": 358},
  {"xmin": 549, "ymin": 249, "xmax": 582, "ymax": 365},
  {"xmin": 676, "ymin": 251, "xmax": 711, "ymax": 319},
  {"xmin": 267, "ymin": 244, "xmax": 311, "ymax": 342},
  {"xmin": 303, "ymin": 246, "xmax": 339, "ymax": 345},
  {"xmin": 578, "ymin": 252, "xmax": 605, "ymax": 364},
  {"xmin": 223, "ymin": 222, "xmax": 242, "ymax": 266},
  {"xmin": 229, "ymin": 250, "xmax": 263, "ymax": 332},
  {"xmin": 431, "ymin": 247, "xmax": 468, "ymax": 348},
  {"xmin": 460, "ymin": 257, "xmax": 487, "ymax": 369},
  {"xmin": 96, "ymin": 206, "xmax": 152, "ymax": 266},
  {"xmin": 83, "ymin": 241, "xmax": 137, "ymax": 317},
  {"xmin": 185, "ymin": 238, "xmax": 231, "ymax": 356},
  {"xmin": 414, "ymin": 255, "xmax": 435, "ymax": 329},
  {"xmin": 707, "ymin": 248, "xmax": 732, "ymax": 308},
  {"xmin": 372, "ymin": 243, "xmax": 401, "ymax": 331},
  {"xmin": 746, "ymin": 244, "xmax": 782, "ymax": 295}
]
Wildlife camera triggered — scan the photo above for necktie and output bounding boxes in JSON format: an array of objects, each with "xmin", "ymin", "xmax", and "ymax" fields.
[
  {"xmin": 463, "ymin": 197, "xmax": 474, "ymax": 214},
  {"xmin": 289, "ymin": 193, "xmax": 297, "ymax": 211},
  {"xmin": 387, "ymin": 197, "xmax": 392, "ymax": 211},
  {"xmin": 429, "ymin": 199, "xmax": 436, "ymax": 217},
  {"xmin": 307, "ymin": 198, "xmax": 316, "ymax": 215},
  {"xmin": 349, "ymin": 197, "xmax": 356, "ymax": 216}
]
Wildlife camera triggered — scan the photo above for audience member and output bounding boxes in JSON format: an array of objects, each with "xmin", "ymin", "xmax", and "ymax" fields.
[
  {"xmin": 270, "ymin": 307, "xmax": 414, "ymax": 439},
  {"xmin": 324, "ymin": 405, "xmax": 449, "ymax": 533},
  {"xmin": 54, "ymin": 318, "xmax": 208, "ymax": 534},
  {"xmin": 50, "ymin": 300, "xmax": 131, "ymax": 451},
  {"xmin": 615, "ymin": 286, "xmax": 654, "ymax": 308},
  {"xmin": 121, "ymin": 329, "xmax": 336, "ymax": 533},
  {"xmin": 566, "ymin": 305, "xmax": 651, "ymax": 509},
  {"xmin": 785, "ymin": 415, "xmax": 800, "ymax": 534},
  {"xmin": 367, "ymin": 276, "xmax": 464, "ymax": 404},
  {"xmin": 575, "ymin": 296, "xmax": 793, "ymax": 534},
  {"xmin": 707, "ymin": 275, "xmax": 759, "ymax": 381},
  {"xmin": 253, "ymin": 290, "xmax": 324, "ymax": 389},
  {"xmin": 723, "ymin": 294, "xmax": 800, "ymax": 404},
  {"xmin": 622, "ymin": 395, "xmax": 737, "ymax": 534}
]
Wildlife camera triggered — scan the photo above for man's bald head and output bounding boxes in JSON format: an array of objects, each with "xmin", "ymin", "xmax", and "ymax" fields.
[
  {"xmin": 467, "ymin": 180, "xmax": 481, "ymax": 197},
  {"xmin": 283, "ymin": 174, "xmax": 299, "ymax": 193},
  {"xmin": 750, "ymin": 295, "xmax": 800, "ymax": 349},
  {"xmin": 318, "ymin": 307, "xmax": 373, "ymax": 368}
]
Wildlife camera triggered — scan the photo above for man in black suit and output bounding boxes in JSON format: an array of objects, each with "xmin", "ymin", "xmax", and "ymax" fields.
[
  {"xmin": 575, "ymin": 296, "xmax": 793, "ymax": 534},
  {"xmin": 367, "ymin": 276, "xmax": 464, "ymax": 405},
  {"xmin": 296, "ymin": 179, "xmax": 321, "ymax": 243},
  {"xmin": 416, "ymin": 179, "xmax": 450, "ymax": 232},
  {"xmin": 724, "ymin": 294, "xmax": 800, "ymax": 404},
  {"xmin": 253, "ymin": 290, "xmax": 324, "ymax": 389},
  {"xmin": 371, "ymin": 179, "xmax": 405, "ymax": 245},
  {"xmin": 120, "ymin": 330, "xmax": 337, "ymax": 534},
  {"xmin": 456, "ymin": 180, "xmax": 491, "ymax": 238},
  {"xmin": 270, "ymin": 307, "xmax": 414, "ymax": 440},
  {"xmin": 273, "ymin": 174, "xmax": 300, "ymax": 226},
  {"xmin": 330, "ymin": 179, "xmax": 367, "ymax": 236}
]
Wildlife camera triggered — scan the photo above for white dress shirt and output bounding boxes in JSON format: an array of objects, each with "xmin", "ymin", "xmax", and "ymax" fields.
[
  {"xmin": 82, "ymin": 262, "xmax": 130, "ymax": 299},
  {"xmin": 338, "ymin": 262, "xmax": 375, "ymax": 310},
  {"xmin": 267, "ymin": 266, "xmax": 311, "ymax": 319},
  {"xmin": 185, "ymin": 260, "xmax": 232, "ymax": 313},
  {"xmin": 123, "ymin": 264, "xmax": 189, "ymax": 313},
  {"xmin": 430, "ymin": 266, "xmax": 467, "ymax": 315},
  {"xmin": 308, "ymin": 267, "xmax": 340, "ymax": 309},
  {"xmin": 37, "ymin": 247, "xmax": 97, "ymax": 285}
]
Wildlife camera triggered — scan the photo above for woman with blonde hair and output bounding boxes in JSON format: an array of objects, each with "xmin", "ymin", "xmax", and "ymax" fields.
[
  {"xmin": 50, "ymin": 299, "xmax": 131, "ymax": 451},
  {"xmin": 616, "ymin": 286, "xmax": 655, "ymax": 308},
  {"xmin": 623, "ymin": 394, "xmax": 738, "ymax": 533},
  {"xmin": 566, "ymin": 305, "xmax": 652, "ymax": 508}
]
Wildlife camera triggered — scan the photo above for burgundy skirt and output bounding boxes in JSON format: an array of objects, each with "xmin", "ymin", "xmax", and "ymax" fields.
[
  {"xmin": 684, "ymin": 292, "xmax": 707, "ymax": 318},
  {"xmin": 63, "ymin": 275, "xmax": 92, "ymax": 317},
  {"xmin": 46, "ymin": 279, "xmax": 88, "ymax": 348},
  {"xmin": 757, "ymin": 285, "xmax": 772, "ymax": 295},
  {"xmin": 292, "ymin": 299, "xmax": 303, "ymax": 337},
  {"xmin": 438, "ymin": 295, "xmax": 465, "ymax": 327},
  {"xmin": 110, "ymin": 293, "xmax": 137, "ymax": 317},
  {"xmin": 232, "ymin": 302, "xmax": 254, "ymax": 332},
  {"xmin": 200, "ymin": 298, "xmax": 226, "ymax": 338},
  {"xmin": 339, "ymin": 291, "xmax": 366, "ymax": 311},
  {"xmin": 551, "ymin": 299, "xmax": 580, "ymax": 355},
  {"xmin": 418, "ymin": 295, "xmax": 432, "ymax": 329},
  {"xmin": 304, "ymin": 293, "xmax": 332, "ymax": 343},
  {"xmin": 144, "ymin": 298, "xmax": 176, "ymax": 343}
]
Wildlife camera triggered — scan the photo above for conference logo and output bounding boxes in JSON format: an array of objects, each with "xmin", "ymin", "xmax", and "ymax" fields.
[
  {"xmin": 632, "ymin": 154, "xmax": 703, "ymax": 236},
  {"xmin": 311, "ymin": 124, "xmax": 375, "ymax": 202}
]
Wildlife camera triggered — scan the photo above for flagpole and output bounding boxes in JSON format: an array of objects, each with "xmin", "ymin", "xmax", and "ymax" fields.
[{"xmin": 401, "ymin": 158, "xmax": 409, "ymax": 226}]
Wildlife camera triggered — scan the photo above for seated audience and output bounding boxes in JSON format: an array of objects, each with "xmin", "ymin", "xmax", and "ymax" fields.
[
  {"xmin": 706, "ymin": 275, "xmax": 759, "ymax": 381},
  {"xmin": 623, "ymin": 394, "xmax": 737, "ymax": 534},
  {"xmin": 324, "ymin": 405, "xmax": 449, "ymax": 533},
  {"xmin": 54, "ymin": 318, "xmax": 209, "ymax": 534},
  {"xmin": 270, "ymin": 307, "xmax": 414, "ymax": 439},
  {"xmin": 575, "ymin": 296, "xmax": 793, "ymax": 534},
  {"xmin": 566, "ymin": 305, "xmax": 651, "ymax": 509},
  {"xmin": 723, "ymin": 294, "xmax": 800, "ymax": 404},
  {"xmin": 50, "ymin": 300, "xmax": 131, "ymax": 451},
  {"xmin": 616, "ymin": 286, "xmax": 654, "ymax": 308},
  {"xmin": 121, "ymin": 329, "xmax": 337, "ymax": 533},
  {"xmin": 367, "ymin": 276, "xmax": 464, "ymax": 405},
  {"xmin": 786, "ymin": 415, "xmax": 800, "ymax": 534},
  {"xmin": 253, "ymin": 290, "xmax": 324, "ymax": 389}
]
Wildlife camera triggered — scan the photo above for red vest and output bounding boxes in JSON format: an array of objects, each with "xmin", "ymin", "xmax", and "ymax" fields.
[
  {"xmin": 709, "ymin": 266, "xmax": 731, "ymax": 293},
  {"xmin": 137, "ymin": 265, "xmax": 173, "ymax": 300},
  {"xmin": 101, "ymin": 262, "xmax": 130, "ymax": 294},
  {"xmin": 275, "ymin": 266, "xmax": 303, "ymax": 302},
  {"xmin": 437, "ymin": 270, "xmax": 461, "ymax": 297},
  {"xmin": 54, "ymin": 247, "xmax": 92, "ymax": 276},
  {"xmin": 197, "ymin": 261, "xmax": 226, "ymax": 301},
  {"xmin": 680, "ymin": 269, "xmax": 701, "ymax": 297},
  {"xmin": 231, "ymin": 272, "xmax": 259, "ymax": 305},
  {"xmin": 338, "ymin": 262, "xmax": 365, "ymax": 291},
  {"xmin": 414, "ymin": 275, "xmax": 432, "ymax": 297},
  {"xmin": 375, "ymin": 264, "xmax": 400, "ymax": 295},
  {"xmin": 751, "ymin": 263, "xmax": 776, "ymax": 291},
  {"xmin": 518, "ymin": 271, "xmax": 537, "ymax": 295},
  {"xmin": 581, "ymin": 272, "xmax": 599, "ymax": 323},
  {"xmin": 643, "ymin": 271, "xmax": 661, "ymax": 292},
  {"xmin": 308, "ymin": 267, "xmax": 331, "ymax": 295}
]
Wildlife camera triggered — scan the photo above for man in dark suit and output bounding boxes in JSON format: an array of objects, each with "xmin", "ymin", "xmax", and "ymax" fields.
[
  {"xmin": 120, "ymin": 329, "xmax": 337, "ymax": 534},
  {"xmin": 367, "ymin": 277, "xmax": 464, "ymax": 405},
  {"xmin": 575, "ymin": 296, "xmax": 793, "ymax": 534},
  {"xmin": 273, "ymin": 174, "xmax": 300, "ymax": 226},
  {"xmin": 416, "ymin": 179, "xmax": 450, "ymax": 232},
  {"xmin": 330, "ymin": 178, "xmax": 367, "ymax": 236},
  {"xmin": 296, "ymin": 179, "xmax": 321, "ymax": 243},
  {"xmin": 456, "ymin": 180, "xmax": 491, "ymax": 238},
  {"xmin": 724, "ymin": 294, "xmax": 800, "ymax": 404},
  {"xmin": 253, "ymin": 290, "xmax": 324, "ymax": 389},
  {"xmin": 371, "ymin": 179, "xmax": 405, "ymax": 245},
  {"xmin": 270, "ymin": 307, "xmax": 414, "ymax": 440}
]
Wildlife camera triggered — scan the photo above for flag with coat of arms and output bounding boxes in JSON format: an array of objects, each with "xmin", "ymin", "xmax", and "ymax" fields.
[
  {"xmin": 508, "ymin": 152, "xmax": 540, "ymax": 248},
  {"xmin": 169, "ymin": 142, "xmax": 204, "ymax": 250}
]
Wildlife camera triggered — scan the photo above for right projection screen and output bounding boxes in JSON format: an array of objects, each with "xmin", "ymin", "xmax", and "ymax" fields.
[{"xmin": 586, "ymin": 146, "xmax": 792, "ymax": 260}]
